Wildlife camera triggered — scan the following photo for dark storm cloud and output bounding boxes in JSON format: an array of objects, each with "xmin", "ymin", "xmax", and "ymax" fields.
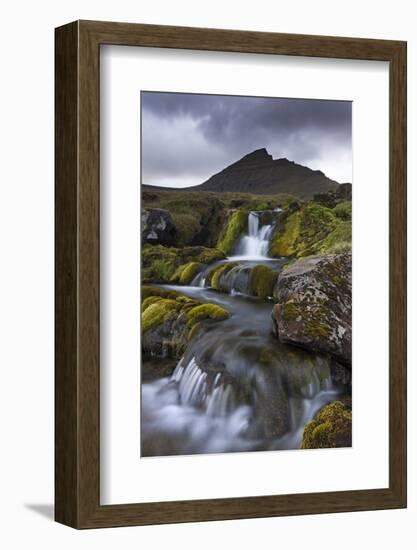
[{"xmin": 141, "ymin": 91, "xmax": 352, "ymax": 188}]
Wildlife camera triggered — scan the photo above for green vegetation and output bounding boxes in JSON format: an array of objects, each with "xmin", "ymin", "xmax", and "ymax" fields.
[
  {"xmin": 216, "ymin": 210, "xmax": 248, "ymax": 254},
  {"xmin": 171, "ymin": 262, "xmax": 203, "ymax": 285},
  {"xmin": 141, "ymin": 285, "xmax": 181, "ymax": 301},
  {"xmin": 141, "ymin": 286, "xmax": 230, "ymax": 350},
  {"xmin": 142, "ymin": 244, "xmax": 225, "ymax": 283},
  {"xmin": 269, "ymin": 201, "xmax": 352, "ymax": 258},
  {"xmin": 301, "ymin": 400, "xmax": 352, "ymax": 449},
  {"xmin": 269, "ymin": 210, "xmax": 301, "ymax": 257},
  {"xmin": 209, "ymin": 262, "xmax": 237, "ymax": 289},
  {"xmin": 142, "ymin": 295, "xmax": 164, "ymax": 312},
  {"xmin": 333, "ymin": 201, "xmax": 352, "ymax": 221},
  {"xmin": 249, "ymin": 265, "xmax": 278, "ymax": 299},
  {"xmin": 142, "ymin": 189, "xmax": 296, "ymax": 247},
  {"xmin": 187, "ymin": 304, "xmax": 230, "ymax": 327},
  {"xmin": 187, "ymin": 321, "xmax": 203, "ymax": 341},
  {"xmin": 142, "ymin": 299, "xmax": 180, "ymax": 333}
]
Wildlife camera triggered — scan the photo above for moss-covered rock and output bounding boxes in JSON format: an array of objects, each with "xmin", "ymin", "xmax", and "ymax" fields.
[
  {"xmin": 249, "ymin": 265, "xmax": 278, "ymax": 299},
  {"xmin": 269, "ymin": 210, "xmax": 301, "ymax": 257},
  {"xmin": 315, "ymin": 222, "xmax": 352, "ymax": 254},
  {"xmin": 269, "ymin": 202, "xmax": 351, "ymax": 258},
  {"xmin": 170, "ymin": 261, "xmax": 203, "ymax": 285},
  {"xmin": 142, "ymin": 299, "xmax": 180, "ymax": 333},
  {"xmin": 216, "ymin": 210, "xmax": 248, "ymax": 254},
  {"xmin": 142, "ymin": 295, "xmax": 164, "ymax": 312},
  {"xmin": 143, "ymin": 195, "xmax": 225, "ymax": 247},
  {"xmin": 272, "ymin": 254, "xmax": 352, "ymax": 364},
  {"xmin": 210, "ymin": 262, "xmax": 238, "ymax": 289},
  {"xmin": 142, "ymin": 285, "xmax": 182, "ymax": 301},
  {"xmin": 141, "ymin": 286, "xmax": 230, "ymax": 358},
  {"xmin": 301, "ymin": 400, "xmax": 352, "ymax": 449},
  {"xmin": 142, "ymin": 244, "xmax": 225, "ymax": 284},
  {"xmin": 187, "ymin": 303, "xmax": 230, "ymax": 326}
]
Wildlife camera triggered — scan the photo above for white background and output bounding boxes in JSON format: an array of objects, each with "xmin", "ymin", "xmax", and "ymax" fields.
[
  {"xmin": 0, "ymin": 0, "xmax": 415, "ymax": 548},
  {"xmin": 101, "ymin": 46, "xmax": 389, "ymax": 504}
]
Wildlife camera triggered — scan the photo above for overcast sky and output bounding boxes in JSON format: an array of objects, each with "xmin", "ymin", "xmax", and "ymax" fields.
[{"xmin": 141, "ymin": 91, "xmax": 352, "ymax": 188}]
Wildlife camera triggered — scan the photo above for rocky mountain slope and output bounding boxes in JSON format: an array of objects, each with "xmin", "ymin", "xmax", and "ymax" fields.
[{"xmin": 144, "ymin": 148, "xmax": 343, "ymax": 199}]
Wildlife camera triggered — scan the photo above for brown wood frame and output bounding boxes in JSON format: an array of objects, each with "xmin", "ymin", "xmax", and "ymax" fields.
[{"xmin": 55, "ymin": 20, "xmax": 407, "ymax": 529}]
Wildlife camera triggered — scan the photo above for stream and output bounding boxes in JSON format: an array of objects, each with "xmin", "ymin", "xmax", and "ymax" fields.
[{"xmin": 141, "ymin": 211, "xmax": 343, "ymax": 457}]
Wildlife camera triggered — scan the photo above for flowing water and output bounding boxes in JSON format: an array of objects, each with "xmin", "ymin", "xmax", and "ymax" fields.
[
  {"xmin": 232, "ymin": 211, "xmax": 275, "ymax": 259},
  {"xmin": 141, "ymin": 211, "xmax": 343, "ymax": 457}
]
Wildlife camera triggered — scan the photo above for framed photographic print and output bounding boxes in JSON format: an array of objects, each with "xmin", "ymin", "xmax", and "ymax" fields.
[{"xmin": 55, "ymin": 20, "xmax": 407, "ymax": 528}]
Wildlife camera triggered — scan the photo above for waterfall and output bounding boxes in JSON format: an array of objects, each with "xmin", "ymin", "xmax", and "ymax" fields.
[
  {"xmin": 234, "ymin": 211, "xmax": 275, "ymax": 259},
  {"xmin": 171, "ymin": 356, "xmax": 236, "ymax": 416}
]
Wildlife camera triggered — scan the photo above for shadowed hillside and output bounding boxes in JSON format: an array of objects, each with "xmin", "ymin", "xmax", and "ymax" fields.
[{"xmin": 144, "ymin": 148, "xmax": 345, "ymax": 199}]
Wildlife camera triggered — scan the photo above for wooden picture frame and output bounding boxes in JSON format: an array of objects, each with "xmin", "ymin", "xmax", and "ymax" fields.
[{"xmin": 55, "ymin": 20, "xmax": 407, "ymax": 529}]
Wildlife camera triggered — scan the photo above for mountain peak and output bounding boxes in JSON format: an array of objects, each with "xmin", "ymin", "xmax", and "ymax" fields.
[
  {"xmin": 181, "ymin": 147, "xmax": 339, "ymax": 199},
  {"xmin": 240, "ymin": 148, "xmax": 272, "ymax": 162}
]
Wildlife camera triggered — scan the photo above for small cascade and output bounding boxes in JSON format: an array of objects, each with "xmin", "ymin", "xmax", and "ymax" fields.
[
  {"xmin": 171, "ymin": 356, "xmax": 237, "ymax": 417},
  {"xmin": 234, "ymin": 211, "xmax": 275, "ymax": 259},
  {"xmin": 190, "ymin": 271, "xmax": 206, "ymax": 288}
]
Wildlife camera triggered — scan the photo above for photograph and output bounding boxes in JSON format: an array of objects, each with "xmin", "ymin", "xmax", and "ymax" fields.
[{"xmin": 140, "ymin": 91, "xmax": 353, "ymax": 457}]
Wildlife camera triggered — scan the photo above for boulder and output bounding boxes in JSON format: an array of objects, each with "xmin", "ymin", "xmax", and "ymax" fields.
[
  {"xmin": 301, "ymin": 400, "xmax": 352, "ymax": 449},
  {"xmin": 272, "ymin": 254, "xmax": 352, "ymax": 364},
  {"xmin": 142, "ymin": 208, "xmax": 177, "ymax": 246},
  {"xmin": 141, "ymin": 286, "xmax": 230, "ymax": 359}
]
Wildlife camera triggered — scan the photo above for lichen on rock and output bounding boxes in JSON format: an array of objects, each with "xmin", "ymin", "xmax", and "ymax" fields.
[
  {"xmin": 272, "ymin": 253, "xmax": 352, "ymax": 364},
  {"xmin": 142, "ymin": 208, "xmax": 177, "ymax": 246}
]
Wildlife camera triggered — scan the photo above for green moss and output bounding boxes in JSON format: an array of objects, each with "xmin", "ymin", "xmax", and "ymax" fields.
[
  {"xmin": 304, "ymin": 319, "xmax": 331, "ymax": 338},
  {"xmin": 212, "ymin": 263, "xmax": 236, "ymax": 289},
  {"xmin": 142, "ymin": 244, "xmax": 225, "ymax": 284},
  {"xmin": 188, "ymin": 321, "xmax": 202, "ymax": 341},
  {"xmin": 183, "ymin": 247, "xmax": 224, "ymax": 264},
  {"xmin": 160, "ymin": 195, "xmax": 224, "ymax": 247},
  {"xmin": 301, "ymin": 400, "xmax": 352, "ymax": 449},
  {"xmin": 141, "ymin": 285, "xmax": 181, "ymax": 301},
  {"xmin": 142, "ymin": 188, "xmax": 295, "ymax": 248},
  {"xmin": 216, "ymin": 210, "xmax": 248, "ymax": 254},
  {"xmin": 142, "ymin": 245, "xmax": 178, "ymax": 282},
  {"xmin": 142, "ymin": 295, "xmax": 163, "ymax": 312},
  {"xmin": 170, "ymin": 213, "xmax": 201, "ymax": 246},
  {"xmin": 280, "ymin": 301, "xmax": 302, "ymax": 321},
  {"xmin": 269, "ymin": 202, "xmax": 351, "ymax": 258},
  {"xmin": 142, "ymin": 299, "xmax": 180, "ymax": 332},
  {"xmin": 333, "ymin": 201, "xmax": 352, "ymax": 221},
  {"xmin": 187, "ymin": 304, "xmax": 230, "ymax": 327},
  {"xmin": 295, "ymin": 203, "xmax": 338, "ymax": 257},
  {"xmin": 314, "ymin": 222, "xmax": 352, "ymax": 254},
  {"xmin": 269, "ymin": 211, "xmax": 301, "ymax": 257},
  {"xmin": 249, "ymin": 265, "xmax": 278, "ymax": 299},
  {"xmin": 171, "ymin": 261, "xmax": 203, "ymax": 284},
  {"xmin": 204, "ymin": 262, "xmax": 237, "ymax": 289}
]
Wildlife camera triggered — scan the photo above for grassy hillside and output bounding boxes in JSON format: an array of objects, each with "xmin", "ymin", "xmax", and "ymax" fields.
[{"xmin": 142, "ymin": 188, "xmax": 296, "ymax": 247}]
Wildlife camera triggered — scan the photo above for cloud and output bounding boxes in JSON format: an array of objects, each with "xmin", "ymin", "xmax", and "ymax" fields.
[{"xmin": 141, "ymin": 91, "xmax": 352, "ymax": 187}]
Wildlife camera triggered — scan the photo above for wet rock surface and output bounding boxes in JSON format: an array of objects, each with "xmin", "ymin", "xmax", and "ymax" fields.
[
  {"xmin": 272, "ymin": 254, "xmax": 352, "ymax": 364},
  {"xmin": 142, "ymin": 208, "xmax": 177, "ymax": 246}
]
